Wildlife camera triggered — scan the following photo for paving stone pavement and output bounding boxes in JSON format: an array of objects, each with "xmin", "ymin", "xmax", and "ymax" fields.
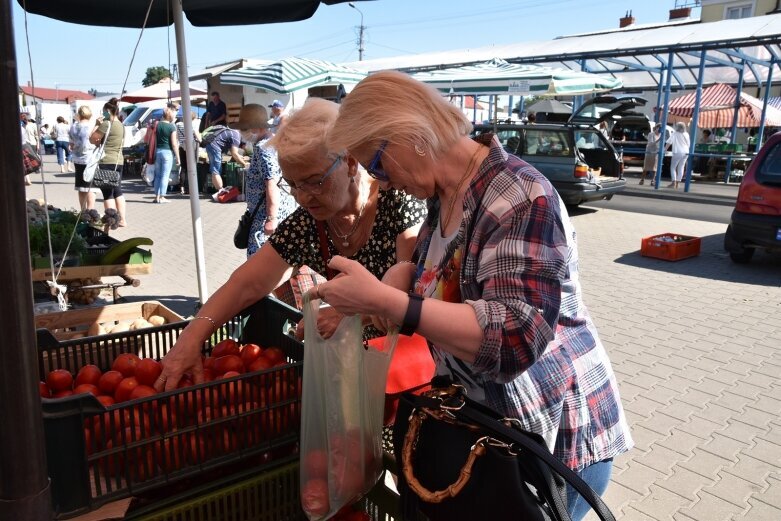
[{"xmin": 26, "ymin": 156, "xmax": 781, "ymax": 520}]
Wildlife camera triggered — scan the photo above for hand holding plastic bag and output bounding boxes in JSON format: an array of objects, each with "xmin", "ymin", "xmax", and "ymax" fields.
[{"xmin": 300, "ymin": 293, "xmax": 397, "ymax": 520}]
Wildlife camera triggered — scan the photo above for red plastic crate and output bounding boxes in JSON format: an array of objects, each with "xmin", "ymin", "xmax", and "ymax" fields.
[{"xmin": 641, "ymin": 233, "xmax": 701, "ymax": 261}]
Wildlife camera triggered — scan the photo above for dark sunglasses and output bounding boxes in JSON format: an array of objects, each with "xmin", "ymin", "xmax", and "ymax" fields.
[{"xmin": 365, "ymin": 141, "xmax": 389, "ymax": 182}]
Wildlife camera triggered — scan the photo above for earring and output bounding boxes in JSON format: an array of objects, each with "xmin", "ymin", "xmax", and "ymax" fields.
[{"xmin": 414, "ymin": 143, "xmax": 426, "ymax": 156}]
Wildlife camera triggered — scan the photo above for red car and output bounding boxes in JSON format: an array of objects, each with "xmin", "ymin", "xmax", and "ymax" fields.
[{"xmin": 724, "ymin": 132, "xmax": 781, "ymax": 263}]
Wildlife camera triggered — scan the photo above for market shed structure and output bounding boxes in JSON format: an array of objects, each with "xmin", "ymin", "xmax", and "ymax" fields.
[{"xmin": 348, "ymin": 13, "xmax": 781, "ymax": 189}]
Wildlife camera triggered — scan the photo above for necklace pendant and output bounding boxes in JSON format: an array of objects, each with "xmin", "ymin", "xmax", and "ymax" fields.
[{"xmin": 342, "ymin": 240, "xmax": 350, "ymax": 247}]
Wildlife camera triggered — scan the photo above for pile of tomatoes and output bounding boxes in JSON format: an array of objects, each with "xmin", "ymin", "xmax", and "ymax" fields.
[{"xmin": 40, "ymin": 339, "xmax": 302, "ymax": 481}]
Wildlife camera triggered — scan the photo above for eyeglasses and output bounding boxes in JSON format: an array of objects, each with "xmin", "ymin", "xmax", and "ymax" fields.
[
  {"xmin": 364, "ymin": 141, "xmax": 389, "ymax": 182},
  {"xmin": 278, "ymin": 155, "xmax": 343, "ymax": 196}
]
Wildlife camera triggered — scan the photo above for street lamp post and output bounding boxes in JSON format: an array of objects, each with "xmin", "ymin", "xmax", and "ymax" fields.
[{"xmin": 348, "ymin": 2, "xmax": 365, "ymax": 61}]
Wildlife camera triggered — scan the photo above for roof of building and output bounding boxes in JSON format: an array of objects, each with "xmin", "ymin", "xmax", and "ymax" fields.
[
  {"xmin": 19, "ymin": 85, "xmax": 94, "ymax": 103},
  {"xmin": 343, "ymin": 14, "xmax": 781, "ymax": 90}
]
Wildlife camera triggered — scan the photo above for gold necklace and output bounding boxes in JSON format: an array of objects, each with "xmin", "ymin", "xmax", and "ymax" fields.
[
  {"xmin": 329, "ymin": 183, "xmax": 369, "ymax": 247},
  {"xmin": 441, "ymin": 145, "xmax": 482, "ymax": 234}
]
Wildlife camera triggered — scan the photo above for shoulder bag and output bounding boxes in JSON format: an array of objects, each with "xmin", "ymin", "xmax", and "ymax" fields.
[
  {"xmin": 393, "ymin": 378, "xmax": 617, "ymax": 521},
  {"xmin": 233, "ymin": 198, "xmax": 264, "ymax": 249},
  {"xmin": 92, "ymin": 122, "xmax": 126, "ymax": 189}
]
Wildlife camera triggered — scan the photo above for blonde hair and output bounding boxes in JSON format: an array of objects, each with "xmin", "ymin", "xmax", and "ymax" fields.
[
  {"xmin": 267, "ymin": 98, "xmax": 339, "ymax": 169},
  {"xmin": 328, "ymin": 70, "xmax": 472, "ymax": 159},
  {"xmin": 77, "ymin": 105, "xmax": 92, "ymax": 120}
]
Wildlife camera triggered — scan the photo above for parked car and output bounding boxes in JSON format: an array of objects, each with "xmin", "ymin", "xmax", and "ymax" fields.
[
  {"xmin": 723, "ymin": 132, "xmax": 781, "ymax": 263},
  {"xmin": 609, "ymin": 113, "xmax": 673, "ymax": 165},
  {"xmin": 473, "ymin": 95, "xmax": 646, "ymax": 205},
  {"xmin": 123, "ymin": 101, "xmax": 206, "ymax": 148}
]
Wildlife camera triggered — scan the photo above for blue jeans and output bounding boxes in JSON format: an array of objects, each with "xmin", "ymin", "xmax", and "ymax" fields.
[
  {"xmin": 206, "ymin": 145, "xmax": 222, "ymax": 176},
  {"xmin": 154, "ymin": 149, "xmax": 174, "ymax": 197},
  {"xmin": 566, "ymin": 458, "xmax": 613, "ymax": 521},
  {"xmin": 55, "ymin": 141, "xmax": 71, "ymax": 165}
]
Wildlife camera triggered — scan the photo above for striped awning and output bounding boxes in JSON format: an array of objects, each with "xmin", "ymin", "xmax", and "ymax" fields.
[
  {"xmin": 668, "ymin": 83, "xmax": 781, "ymax": 128},
  {"xmin": 768, "ymin": 96, "xmax": 781, "ymax": 111},
  {"xmin": 411, "ymin": 58, "xmax": 622, "ymax": 96},
  {"xmin": 220, "ymin": 57, "xmax": 366, "ymax": 94}
]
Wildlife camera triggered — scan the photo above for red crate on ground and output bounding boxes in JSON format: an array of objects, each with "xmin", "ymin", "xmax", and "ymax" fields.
[{"xmin": 641, "ymin": 233, "xmax": 701, "ymax": 261}]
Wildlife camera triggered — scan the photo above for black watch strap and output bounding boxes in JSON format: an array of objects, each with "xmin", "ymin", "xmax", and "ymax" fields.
[{"xmin": 400, "ymin": 292, "xmax": 424, "ymax": 336}]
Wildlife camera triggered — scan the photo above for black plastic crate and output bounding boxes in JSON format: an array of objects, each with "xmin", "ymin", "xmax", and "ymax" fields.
[{"xmin": 38, "ymin": 297, "xmax": 304, "ymax": 519}]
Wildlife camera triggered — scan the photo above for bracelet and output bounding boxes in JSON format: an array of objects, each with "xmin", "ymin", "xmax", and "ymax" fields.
[
  {"xmin": 193, "ymin": 315, "xmax": 218, "ymax": 330},
  {"xmin": 397, "ymin": 260, "xmax": 416, "ymax": 266},
  {"xmin": 399, "ymin": 292, "xmax": 424, "ymax": 336},
  {"xmin": 265, "ymin": 215, "xmax": 277, "ymax": 222}
]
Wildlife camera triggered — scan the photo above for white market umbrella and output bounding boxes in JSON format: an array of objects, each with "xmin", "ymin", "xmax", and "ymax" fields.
[
  {"xmin": 413, "ymin": 58, "xmax": 622, "ymax": 96},
  {"xmin": 220, "ymin": 57, "xmax": 367, "ymax": 93},
  {"xmin": 121, "ymin": 78, "xmax": 207, "ymax": 103}
]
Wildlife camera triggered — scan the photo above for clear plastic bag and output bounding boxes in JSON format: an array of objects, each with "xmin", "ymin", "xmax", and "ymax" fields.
[{"xmin": 300, "ymin": 294, "xmax": 397, "ymax": 520}]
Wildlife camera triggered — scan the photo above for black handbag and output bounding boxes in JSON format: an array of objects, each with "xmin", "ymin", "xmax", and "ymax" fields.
[
  {"xmin": 93, "ymin": 167, "xmax": 122, "ymax": 189},
  {"xmin": 233, "ymin": 198, "xmax": 263, "ymax": 249},
  {"xmin": 393, "ymin": 378, "xmax": 616, "ymax": 521}
]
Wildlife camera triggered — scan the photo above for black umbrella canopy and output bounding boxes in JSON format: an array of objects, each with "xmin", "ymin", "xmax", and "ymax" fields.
[{"xmin": 17, "ymin": 0, "xmax": 361, "ymax": 28}]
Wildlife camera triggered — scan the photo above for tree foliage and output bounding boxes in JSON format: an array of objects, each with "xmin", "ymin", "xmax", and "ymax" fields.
[{"xmin": 142, "ymin": 66, "xmax": 172, "ymax": 87}]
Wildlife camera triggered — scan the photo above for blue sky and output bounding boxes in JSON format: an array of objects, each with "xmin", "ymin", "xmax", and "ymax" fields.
[{"xmin": 12, "ymin": 0, "xmax": 694, "ymax": 93}]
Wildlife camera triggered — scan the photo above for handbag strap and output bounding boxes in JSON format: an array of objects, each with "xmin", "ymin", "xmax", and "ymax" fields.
[
  {"xmin": 247, "ymin": 197, "xmax": 264, "ymax": 223},
  {"xmin": 405, "ymin": 393, "xmax": 616, "ymax": 521},
  {"xmin": 315, "ymin": 221, "xmax": 338, "ymax": 280}
]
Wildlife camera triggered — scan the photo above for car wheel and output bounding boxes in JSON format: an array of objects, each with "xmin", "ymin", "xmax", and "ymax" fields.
[{"xmin": 729, "ymin": 248, "xmax": 754, "ymax": 264}]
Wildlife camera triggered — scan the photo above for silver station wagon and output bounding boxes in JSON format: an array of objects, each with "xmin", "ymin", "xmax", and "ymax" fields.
[{"xmin": 473, "ymin": 96, "xmax": 646, "ymax": 206}]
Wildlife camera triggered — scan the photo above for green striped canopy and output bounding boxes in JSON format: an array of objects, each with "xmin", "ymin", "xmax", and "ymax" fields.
[
  {"xmin": 412, "ymin": 58, "xmax": 622, "ymax": 96},
  {"xmin": 220, "ymin": 57, "xmax": 367, "ymax": 94}
]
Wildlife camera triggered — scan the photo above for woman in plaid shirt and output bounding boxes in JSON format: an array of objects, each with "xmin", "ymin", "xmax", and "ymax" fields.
[{"xmin": 322, "ymin": 71, "xmax": 633, "ymax": 521}]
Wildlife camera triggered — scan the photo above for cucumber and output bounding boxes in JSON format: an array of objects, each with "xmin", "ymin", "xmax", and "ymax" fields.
[{"xmin": 100, "ymin": 237, "xmax": 154, "ymax": 265}]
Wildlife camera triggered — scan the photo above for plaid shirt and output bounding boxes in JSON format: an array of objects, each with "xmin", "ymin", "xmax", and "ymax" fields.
[{"xmin": 414, "ymin": 134, "xmax": 632, "ymax": 470}]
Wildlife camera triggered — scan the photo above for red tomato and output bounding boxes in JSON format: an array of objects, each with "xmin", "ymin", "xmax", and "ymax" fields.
[
  {"xmin": 262, "ymin": 347, "xmax": 285, "ymax": 365},
  {"xmin": 112, "ymin": 353, "xmax": 141, "ymax": 378},
  {"xmin": 75, "ymin": 365, "xmax": 102, "ymax": 387},
  {"xmin": 114, "ymin": 377, "xmax": 140, "ymax": 402},
  {"xmin": 158, "ymin": 437, "xmax": 186, "ymax": 473},
  {"xmin": 203, "ymin": 357, "xmax": 216, "ymax": 370},
  {"xmin": 186, "ymin": 433, "xmax": 210, "ymax": 464},
  {"xmin": 239, "ymin": 343, "xmax": 263, "ymax": 369},
  {"xmin": 52, "ymin": 389, "xmax": 74, "ymax": 398},
  {"xmin": 97, "ymin": 395, "xmax": 115, "ymax": 407},
  {"xmin": 38, "ymin": 381, "xmax": 51, "ymax": 398},
  {"xmin": 303, "ymin": 449, "xmax": 329, "ymax": 479},
  {"xmin": 202, "ymin": 368, "xmax": 216, "ymax": 382},
  {"xmin": 177, "ymin": 374, "xmax": 194, "ymax": 389},
  {"xmin": 301, "ymin": 479, "xmax": 330, "ymax": 517},
  {"xmin": 248, "ymin": 357, "xmax": 273, "ymax": 373},
  {"xmin": 46, "ymin": 369, "xmax": 73, "ymax": 392},
  {"xmin": 211, "ymin": 338, "xmax": 240, "ymax": 359},
  {"xmin": 129, "ymin": 385, "xmax": 157, "ymax": 401},
  {"xmin": 98, "ymin": 370, "xmax": 124, "ymax": 395},
  {"xmin": 154, "ymin": 401, "xmax": 178, "ymax": 433},
  {"xmin": 84, "ymin": 428, "xmax": 93, "ymax": 455},
  {"xmin": 134, "ymin": 359, "xmax": 162, "ymax": 387},
  {"xmin": 73, "ymin": 384, "xmax": 100, "ymax": 396},
  {"xmin": 213, "ymin": 355, "xmax": 244, "ymax": 375}
]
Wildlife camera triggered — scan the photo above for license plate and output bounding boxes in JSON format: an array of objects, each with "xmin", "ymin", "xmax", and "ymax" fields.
[{"xmin": 776, "ymin": 228, "xmax": 781, "ymax": 241}]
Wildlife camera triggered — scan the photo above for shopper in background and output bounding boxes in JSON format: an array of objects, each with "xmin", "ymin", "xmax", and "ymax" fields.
[
  {"xmin": 669, "ymin": 121, "xmax": 690, "ymax": 190},
  {"xmin": 233, "ymin": 104, "xmax": 296, "ymax": 257},
  {"xmin": 69, "ymin": 105, "xmax": 97, "ymax": 210},
  {"xmin": 268, "ymin": 100, "xmax": 286, "ymax": 134},
  {"xmin": 53, "ymin": 116, "xmax": 74, "ymax": 173},
  {"xmin": 90, "ymin": 98, "xmax": 127, "ymax": 227},
  {"xmin": 639, "ymin": 124, "xmax": 662, "ymax": 185},
  {"xmin": 204, "ymin": 126, "xmax": 247, "ymax": 191},
  {"xmin": 152, "ymin": 103, "xmax": 180, "ymax": 204},
  {"xmin": 176, "ymin": 110, "xmax": 201, "ymax": 194},
  {"xmin": 323, "ymin": 70, "xmax": 632, "ymax": 521},
  {"xmin": 21, "ymin": 111, "xmax": 38, "ymax": 186}
]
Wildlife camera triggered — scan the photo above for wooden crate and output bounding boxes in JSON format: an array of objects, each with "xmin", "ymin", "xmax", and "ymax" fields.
[
  {"xmin": 641, "ymin": 233, "xmax": 701, "ymax": 261},
  {"xmin": 35, "ymin": 301, "xmax": 184, "ymax": 342}
]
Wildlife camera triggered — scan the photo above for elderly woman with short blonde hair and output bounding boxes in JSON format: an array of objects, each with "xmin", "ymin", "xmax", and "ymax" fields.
[
  {"xmin": 69, "ymin": 105, "xmax": 96, "ymax": 210},
  {"xmin": 156, "ymin": 98, "xmax": 425, "ymax": 389},
  {"xmin": 318, "ymin": 70, "xmax": 633, "ymax": 521}
]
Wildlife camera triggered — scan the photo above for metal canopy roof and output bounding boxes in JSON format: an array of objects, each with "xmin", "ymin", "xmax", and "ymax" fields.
[{"xmin": 345, "ymin": 14, "xmax": 781, "ymax": 91}]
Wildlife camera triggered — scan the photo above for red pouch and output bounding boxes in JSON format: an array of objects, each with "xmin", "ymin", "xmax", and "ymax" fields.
[
  {"xmin": 367, "ymin": 333, "xmax": 434, "ymax": 424},
  {"xmin": 217, "ymin": 186, "xmax": 240, "ymax": 203}
]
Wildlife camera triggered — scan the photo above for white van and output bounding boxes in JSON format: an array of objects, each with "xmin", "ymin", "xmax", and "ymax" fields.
[{"xmin": 122, "ymin": 101, "xmax": 206, "ymax": 148}]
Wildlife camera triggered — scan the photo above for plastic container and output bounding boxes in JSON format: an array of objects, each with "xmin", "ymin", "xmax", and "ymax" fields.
[
  {"xmin": 641, "ymin": 233, "xmax": 701, "ymax": 261},
  {"xmin": 38, "ymin": 297, "xmax": 304, "ymax": 519},
  {"xmin": 131, "ymin": 461, "xmax": 424, "ymax": 521}
]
